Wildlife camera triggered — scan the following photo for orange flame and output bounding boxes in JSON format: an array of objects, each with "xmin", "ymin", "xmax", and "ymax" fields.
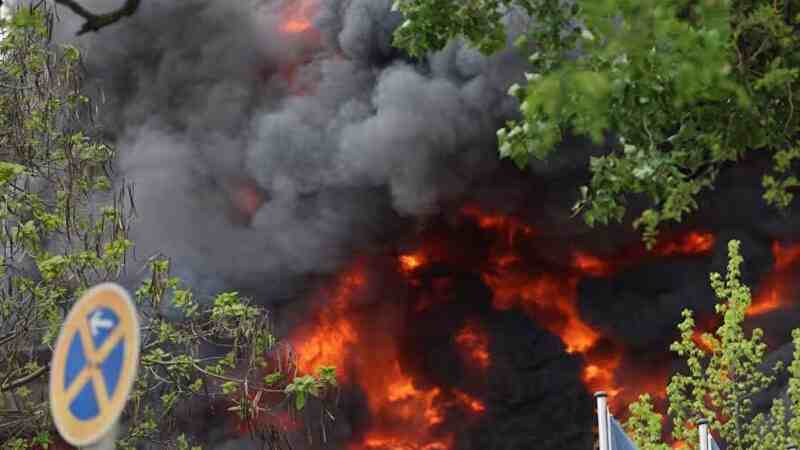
[
  {"xmin": 343, "ymin": 361, "xmax": 454, "ymax": 450},
  {"xmin": 460, "ymin": 205, "xmax": 535, "ymax": 245},
  {"xmin": 483, "ymin": 271, "xmax": 599, "ymax": 354},
  {"xmin": 452, "ymin": 390, "xmax": 486, "ymax": 413},
  {"xmin": 692, "ymin": 330, "xmax": 716, "ymax": 353},
  {"xmin": 280, "ymin": 0, "xmax": 319, "ymax": 34},
  {"xmin": 399, "ymin": 253, "xmax": 426, "ymax": 273},
  {"xmin": 292, "ymin": 260, "xmax": 487, "ymax": 450},
  {"xmin": 748, "ymin": 286, "xmax": 786, "ymax": 316},
  {"xmin": 572, "ymin": 251, "xmax": 614, "ymax": 277},
  {"xmin": 354, "ymin": 435, "xmax": 453, "ymax": 450},
  {"xmin": 454, "ymin": 321, "xmax": 491, "ymax": 370},
  {"xmin": 292, "ymin": 268, "xmax": 364, "ymax": 379},
  {"xmin": 654, "ymin": 231, "xmax": 715, "ymax": 256},
  {"xmin": 581, "ymin": 350, "xmax": 623, "ymax": 398},
  {"xmin": 747, "ymin": 241, "xmax": 800, "ymax": 316},
  {"xmin": 461, "ymin": 207, "xmax": 718, "ymax": 411},
  {"xmin": 287, "ymin": 207, "xmax": 727, "ymax": 446}
]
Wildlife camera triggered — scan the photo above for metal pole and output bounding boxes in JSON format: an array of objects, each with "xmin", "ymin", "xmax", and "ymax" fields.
[
  {"xmin": 608, "ymin": 412, "xmax": 614, "ymax": 450},
  {"xmin": 697, "ymin": 419, "xmax": 709, "ymax": 450},
  {"xmin": 81, "ymin": 423, "xmax": 117, "ymax": 450},
  {"xmin": 595, "ymin": 392, "xmax": 610, "ymax": 450}
]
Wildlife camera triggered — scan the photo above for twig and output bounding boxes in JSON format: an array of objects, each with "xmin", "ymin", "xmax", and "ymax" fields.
[
  {"xmin": 0, "ymin": 365, "xmax": 47, "ymax": 392},
  {"xmin": 53, "ymin": 0, "xmax": 141, "ymax": 35}
]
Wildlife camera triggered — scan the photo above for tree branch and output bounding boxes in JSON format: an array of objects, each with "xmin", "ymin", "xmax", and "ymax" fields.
[
  {"xmin": 53, "ymin": 0, "xmax": 140, "ymax": 35},
  {"xmin": 0, "ymin": 365, "xmax": 48, "ymax": 392}
]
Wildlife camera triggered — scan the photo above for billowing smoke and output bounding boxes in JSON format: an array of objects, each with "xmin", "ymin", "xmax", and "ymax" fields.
[{"xmin": 47, "ymin": 0, "xmax": 530, "ymax": 298}]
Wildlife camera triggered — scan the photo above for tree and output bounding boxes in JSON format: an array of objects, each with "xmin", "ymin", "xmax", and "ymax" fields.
[
  {"xmin": 621, "ymin": 240, "xmax": 800, "ymax": 450},
  {"xmin": 0, "ymin": 5, "xmax": 335, "ymax": 449},
  {"xmin": 392, "ymin": 0, "xmax": 800, "ymax": 246},
  {"xmin": 53, "ymin": 0, "xmax": 140, "ymax": 35}
]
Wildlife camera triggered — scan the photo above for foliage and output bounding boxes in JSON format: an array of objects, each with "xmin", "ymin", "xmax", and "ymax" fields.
[
  {"xmin": 393, "ymin": 0, "xmax": 800, "ymax": 246},
  {"xmin": 622, "ymin": 240, "xmax": 800, "ymax": 450},
  {"xmin": 0, "ymin": 4, "xmax": 336, "ymax": 449},
  {"xmin": 624, "ymin": 394, "xmax": 670, "ymax": 450},
  {"xmin": 284, "ymin": 367, "xmax": 338, "ymax": 411}
]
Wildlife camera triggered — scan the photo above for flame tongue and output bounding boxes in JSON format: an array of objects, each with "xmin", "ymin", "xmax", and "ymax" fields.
[
  {"xmin": 280, "ymin": 0, "xmax": 320, "ymax": 35},
  {"xmin": 747, "ymin": 241, "xmax": 800, "ymax": 316},
  {"xmin": 454, "ymin": 321, "xmax": 490, "ymax": 370},
  {"xmin": 282, "ymin": 205, "xmax": 800, "ymax": 446},
  {"xmin": 290, "ymin": 261, "xmax": 485, "ymax": 450}
]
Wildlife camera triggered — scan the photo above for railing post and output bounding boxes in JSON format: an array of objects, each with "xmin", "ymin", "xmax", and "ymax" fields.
[
  {"xmin": 697, "ymin": 419, "xmax": 709, "ymax": 450},
  {"xmin": 595, "ymin": 392, "xmax": 610, "ymax": 450}
]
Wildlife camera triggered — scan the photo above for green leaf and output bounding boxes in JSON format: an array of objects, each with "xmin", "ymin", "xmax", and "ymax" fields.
[{"xmin": 0, "ymin": 162, "xmax": 25, "ymax": 185}]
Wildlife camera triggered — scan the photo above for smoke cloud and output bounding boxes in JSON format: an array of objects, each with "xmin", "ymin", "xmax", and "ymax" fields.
[{"xmin": 43, "ymin": 0, "xmax": 528, "ymax": 298}]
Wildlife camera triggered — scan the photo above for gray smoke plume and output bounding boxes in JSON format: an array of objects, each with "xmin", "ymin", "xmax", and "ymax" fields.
[{"xmin": 44, "ymin": 0, "xmax": 529, "ymax": 299}]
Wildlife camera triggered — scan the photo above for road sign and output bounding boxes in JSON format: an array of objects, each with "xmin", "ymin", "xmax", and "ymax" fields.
[{"xmin": 50, "ymin": 283, "xmax": 140, "ymax": 447}]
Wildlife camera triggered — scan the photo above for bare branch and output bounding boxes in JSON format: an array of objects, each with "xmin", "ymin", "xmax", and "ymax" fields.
[
  {"xmin": 0, "ymin": 365, "xmax": 48, "ymax": 392},
  {"xmin": 53, "ymin": 0, "xmax": 140, "ymax": 35}
]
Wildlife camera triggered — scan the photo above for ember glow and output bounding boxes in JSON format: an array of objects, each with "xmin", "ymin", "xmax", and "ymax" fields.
[
  {"xmin": 572, "ymin": 252, "xmax": 614, "ymax": 277},
  {"xmin": 653, "ymin": 231, "xmax": 715, "ymax": 256},
  {"xmin": 774, "ymin": 241, "xmax": 800, "ymax": 270},
  {"xmin": 452, "ymin": 390, "xmax": 486, "ymax": 413},
  {"xmin": 454, "ymin": 321, "xmax": 491, "ymax": 370},
  {"xmin": 280, "ymin": 0, "xmax": 319, "ymax": 34},
  {"xmin": 399, "ymin": 253, "xmax": 426, "ymax": 273},
  {"xmin": 460, "ymin": 205, "xmax": 535, "ymax": 245}
]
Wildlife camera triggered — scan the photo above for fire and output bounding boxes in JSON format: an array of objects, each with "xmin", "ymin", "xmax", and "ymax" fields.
[
  {"xmin": 452, "ymin": 390, "xmax": 486, "ymax": 413},
  {"xmin": 460, "ymin": 205, "xmax": 535, "ymax": 245},
  {"xmin": 747, "ymin": 241, "xmax": 800, "ymax": 316},
  {"xmin": 690, "ymin": 316, "xmax": 720, "ymax": 352},
  {"xmin": 654, "ymin": 231, "xmax": 715, "ymax": 256},
  {"xmin": 460, "ymin": 207, "xmax": 720, "ymax": 412},
  {"xmin": 283, "ymin": 19, "xmax": 312, "ymax": 33},
  {"xmin": 346, "ymin": 360, "xmax": 454, "ymax": 450},
  {"xmin": 692, "ymin": 330, "xmax": 716, "ymax": 352},
  {"xmin": 280, "ymin": 0, "xmax": 319, "ymax": 34},
  {"xmin": 484, "ymin": 271, "xmax": 599, "ymax": 354},
  {"xmin": 369, "ymin": 365, "xmax": 444, "ymax": 426},
  {"xmin": 582, "ymin": 354, "xmax": 622, "ymax": 398},
  {"xmin": 399, "ymin": 253, "xmax": 425, "ymax": 273},
  {"xmin": 232, "ymin": 183, "xmax": 266, "ymax": 216},
  {"xmin": 291, "ymin": 259, "xmax": 488, "ymax": 450},
  {"xmin": 572, "ymin": 251, "xmax": 614, "ymax": 277},
  {"xmin": 454, "ymin": 321, "xmax": 490, "ymax": 369},
  {"xmin": 773, "ymin": 241, "xmax": 800, "ymax": 270},
  {"xmin": 284, "ymin": 206, "xmax": 731, "ymax": 447},
  {"xmin": 748, "ymin": 286, "xmax": 785, "ymax": 316},
  {"xmin": 356, "ymin": 436, "xmax": 452, "ymax": 450},
  {"xmin": 291, "ymin": 267, "xmax": 364, "ymax": 378}
]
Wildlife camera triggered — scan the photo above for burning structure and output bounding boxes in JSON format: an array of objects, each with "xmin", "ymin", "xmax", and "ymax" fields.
[{"xmin": 47, "ymin": 0, "xmax": 800, "ymax": 449}]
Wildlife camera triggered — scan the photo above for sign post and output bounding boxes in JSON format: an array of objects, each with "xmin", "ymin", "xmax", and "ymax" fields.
[
  {"xmin": 697, "ymin": 419, "xmax": 709, "ymax": 450},
  {"xmin": 49, "ymin": 283, "xmax": 140, "ymax": 448},
  {"xmin": 595, "ymin": 392, "xmax": 610, "ymax": 450}
]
